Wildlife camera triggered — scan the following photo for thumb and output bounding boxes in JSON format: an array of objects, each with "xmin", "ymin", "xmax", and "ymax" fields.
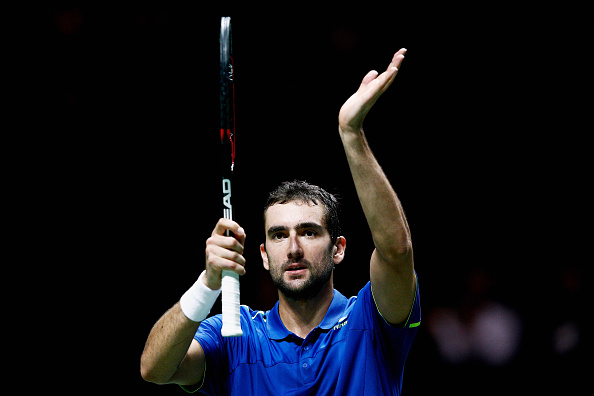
[{"xmin": 359, "ymin": 70, "xmax": 378, "ymax": 90}]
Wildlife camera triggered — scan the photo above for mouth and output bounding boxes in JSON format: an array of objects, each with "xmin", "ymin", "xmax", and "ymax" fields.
[{"xmin": 284, "ymin": 262, "xmax": 309, "ymax": 274}]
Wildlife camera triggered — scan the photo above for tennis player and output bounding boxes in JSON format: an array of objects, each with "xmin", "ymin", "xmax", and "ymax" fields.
[{"xmin": 141, "ymin": 48, "xmax": 420, "ymax": 395}]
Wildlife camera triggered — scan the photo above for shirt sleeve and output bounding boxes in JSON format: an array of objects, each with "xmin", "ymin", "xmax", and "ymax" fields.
[
  {"xmin": 353, "ymin": 276, "xmax": 421, "ymax": 371},
  {"xmin": 372, "ymin": 273, "xmax": 421, "ymax": 330}
]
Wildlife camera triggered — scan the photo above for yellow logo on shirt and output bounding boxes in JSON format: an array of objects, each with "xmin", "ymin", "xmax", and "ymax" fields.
[{"xmin": 333, "ymin": 317, "xmax": 348, "ymax": 331}]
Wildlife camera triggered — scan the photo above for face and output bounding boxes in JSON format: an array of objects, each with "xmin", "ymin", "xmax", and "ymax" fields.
[{"xmin": 260, "ymin": 200, "xmax": 345, "ymax": 301}]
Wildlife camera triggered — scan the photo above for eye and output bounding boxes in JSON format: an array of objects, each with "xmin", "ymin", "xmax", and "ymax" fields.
[
  {"xmin": 303, "ymin": 230, "xmax": 317, "ymax": 237},
  {"xmin": 273, "ymin": 233, "xmax": 287, "ymax": 240}
]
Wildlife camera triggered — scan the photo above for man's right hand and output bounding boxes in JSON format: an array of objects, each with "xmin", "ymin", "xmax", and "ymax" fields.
[{"xmin": 203, "ymin": 218, "xmax": 246, "ymax": 290}]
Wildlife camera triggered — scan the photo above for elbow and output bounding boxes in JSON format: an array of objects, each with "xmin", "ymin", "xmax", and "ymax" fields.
[
  {"xmin": 141, "ymin": 369, "xmax": 168, "ymax": 385},
  {"xmin": 392, "ymin": 238, "xmax": 413, "ymax": 258},
  {"xmin": 402, "ymin": 240, "xmax": 414, "ymax": 259},
  {"xmin": 140, "ymin": 366, "xmax": 160, "ymax": 384},
  {"xmin": 140, "ymin": 360, "xmax": 171, "ymax": 385},
  {"xmin": 376, "ymin": 239, "xmax": 413, "ymax": 267},
  {"xmin": 140, "ymin": 366, "xmax": 153, "ymax": 383}
]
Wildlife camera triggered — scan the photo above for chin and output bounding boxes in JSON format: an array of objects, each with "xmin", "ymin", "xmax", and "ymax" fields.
[{"xmin": 277, "ymin": 274, "xmax": 328, "ymax": 301}]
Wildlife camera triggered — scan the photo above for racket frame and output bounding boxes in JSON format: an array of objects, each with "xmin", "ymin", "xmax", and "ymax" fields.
[{"xmin": 219, "ymin": 16, "xmax": 243, "ymax": 338}]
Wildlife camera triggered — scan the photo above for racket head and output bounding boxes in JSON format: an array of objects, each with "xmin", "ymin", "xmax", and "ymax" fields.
[{"xmin": 219, "ymin": 16, "xmax": 235, "ymax": 176}]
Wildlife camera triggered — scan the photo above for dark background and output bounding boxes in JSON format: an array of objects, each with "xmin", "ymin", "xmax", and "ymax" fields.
[{"xmin": 31, "ymin": 4, "xmax": 587, "ymax": 395}]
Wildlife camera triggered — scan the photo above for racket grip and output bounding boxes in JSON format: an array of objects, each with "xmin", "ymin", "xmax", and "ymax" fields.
[{"xmin": 220, "ymin": 270, "xmax": 243, "ymax": 337}]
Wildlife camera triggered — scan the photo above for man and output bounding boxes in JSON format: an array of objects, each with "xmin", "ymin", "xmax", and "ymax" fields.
[{"xmin": 141, "ymin": 48, "xmax": 420, "ymax": 395}]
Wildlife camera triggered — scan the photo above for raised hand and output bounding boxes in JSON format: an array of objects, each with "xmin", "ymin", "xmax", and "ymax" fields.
[
  {"xmin": 338, "ymin": 48, "xmax": 406, "ymax": 133},
  {"xmin": 204, "ymin": 218, "xmax": 246, "ymax": 290}
]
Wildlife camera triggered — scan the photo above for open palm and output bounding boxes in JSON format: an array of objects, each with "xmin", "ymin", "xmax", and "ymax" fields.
[{"xmin": 338, "ymin": 48, "xmax": 406, "ymax": 133}]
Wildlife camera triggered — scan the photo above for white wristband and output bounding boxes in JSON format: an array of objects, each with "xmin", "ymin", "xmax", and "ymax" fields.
[{"xmin": 180, "ymin": 271, "xmax": 221, "ymax": 322}]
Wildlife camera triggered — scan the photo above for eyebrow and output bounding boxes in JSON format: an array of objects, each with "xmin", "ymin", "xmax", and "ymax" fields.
[{"xmin": 267, "ymin": 222, "xmax": 324, "ymax": 237}]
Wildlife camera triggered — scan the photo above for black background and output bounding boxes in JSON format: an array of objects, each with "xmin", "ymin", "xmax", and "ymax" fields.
[{"xmin": 30, "ymin": 4, "xmax": 587, "ymax": 395}]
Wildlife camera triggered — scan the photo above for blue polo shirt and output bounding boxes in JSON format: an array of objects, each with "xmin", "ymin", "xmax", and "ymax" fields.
[{"xmin": 184, "ymin": 280, "xmax": 420, "ymax": 395}]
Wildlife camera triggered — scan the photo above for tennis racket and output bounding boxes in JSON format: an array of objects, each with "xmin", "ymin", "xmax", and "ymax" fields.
[{"xmin": 219, "ymin": 16, "xmax": 243, "ymax": 337}]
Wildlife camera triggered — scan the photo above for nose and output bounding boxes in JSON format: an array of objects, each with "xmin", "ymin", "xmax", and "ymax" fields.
[{"xmin": 287, "ymin": 234, "xmax": 304, "ymax": 261}]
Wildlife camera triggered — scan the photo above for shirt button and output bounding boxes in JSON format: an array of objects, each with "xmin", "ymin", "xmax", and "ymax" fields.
[
  {"xmin": 304, "ymin": 346, "xmax": 310, "ymax": 351},
  {"xmin": 302, "ymin": 363, "xmax": 308, "ymax": 368}
]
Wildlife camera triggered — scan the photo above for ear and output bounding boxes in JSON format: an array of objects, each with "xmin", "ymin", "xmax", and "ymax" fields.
[
  {"xmin": 332, "ymin": 236, "xmax": 346, "ymax": 265},
  {"xmin": 260, "ymin": 243, "xmax": 270, "ymax": 271}
]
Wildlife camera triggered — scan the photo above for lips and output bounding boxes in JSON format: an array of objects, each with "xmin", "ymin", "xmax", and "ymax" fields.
[
  {"xmin": 284, "ymin": 261, "xmax": 309, "ymax": 272},
  {"xmin": 285, "ymin": 263, "xmax": 307, "ymax": 271}
]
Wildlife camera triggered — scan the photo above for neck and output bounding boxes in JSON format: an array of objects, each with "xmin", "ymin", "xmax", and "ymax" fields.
[{"xmin": 277, "ymin": 281, "xmax": 334, "ymax": 339}]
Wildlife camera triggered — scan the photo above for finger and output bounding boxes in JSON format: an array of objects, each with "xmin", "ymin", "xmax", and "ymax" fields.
[
  {"xmin": 388, "ymin": 48, "xmax": 407, "ymax": 69},
  {"xmin": 206, "ymin": 244, "xmax": 246, "ymax": 266},
  {"xmin": 380, "ymin": 66, "xmax": 400, "ymax": 93},
  {"xmin": 378, "ymin": 53, "xmax": 405, "ymax": 93},
  {"xmin": 206, "ymin": 254, "xmax": 247, "ymax": 276},
  {"xmin": 392, "ymin": 54, "xmax": 405, "ymax": 70},
  {"xmin": 359, "ymin": 70, "xmax": 379, "ymax": 89},
  {"xmin": 207, "ymin": 234, "xmax": 244, "ymax": 254},
  {"xmin": 234, "ymin": 229, "xmax": 246, "ymax": 247},
  {"xmin": 383, "ymin": 52, "xmax": 405, "ymax": 86},
  {"xmin": 361, "ymin": 67, "xmax": 396, "ymax": 100},
  {"xmin": 212, "ymin": 218, "xmax": 246, "ymax": 239},
  {"xmin": 205, "ymin": 241, "xmax": 247, "ymax": 277},
  {"xmin": 361, "ymin": 50, "xmax": 406, "ymax": 89}
]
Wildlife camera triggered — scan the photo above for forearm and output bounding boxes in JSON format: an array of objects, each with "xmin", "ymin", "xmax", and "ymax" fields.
[
  {"xmin": 140, "ymin": 302, "xmax": 200, "ymax": 384},
  {"xmin": 339, "ymin": 127, "xmax": 412, "ymax": 264},
  {"xmin": 141, "ymin": 218, "xmax": 244, "ymax": 385}
]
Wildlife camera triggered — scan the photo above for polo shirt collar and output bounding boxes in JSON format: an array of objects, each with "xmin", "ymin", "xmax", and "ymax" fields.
[
  {"xmin": 318, "ymin": 289, "xmax": 348, "ymax": 330},
  {"xmin": 266, "ymin": 289, "xmax": 348, "ymax": 340}
]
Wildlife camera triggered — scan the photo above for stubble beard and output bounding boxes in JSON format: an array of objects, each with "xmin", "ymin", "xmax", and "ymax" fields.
[{"xmin": 268, "ymin": 250, "xmax": 335, "ymax": 301}]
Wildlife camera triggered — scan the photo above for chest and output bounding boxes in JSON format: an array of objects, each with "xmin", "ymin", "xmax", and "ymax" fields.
[{"xmin": 225, "ymin": 322, "xmax": 376, "ymax": 394}]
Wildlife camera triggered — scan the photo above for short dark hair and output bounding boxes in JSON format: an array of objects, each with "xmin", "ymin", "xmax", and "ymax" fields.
[{"xmin": 264, "ymin": 180, "xmax": 341, "ymax": 242}]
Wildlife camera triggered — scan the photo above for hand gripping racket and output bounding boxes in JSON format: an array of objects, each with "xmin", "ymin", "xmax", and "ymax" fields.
[{"xmin": 219, "ymin": 16, "xmax": 243, "ymax": 337}]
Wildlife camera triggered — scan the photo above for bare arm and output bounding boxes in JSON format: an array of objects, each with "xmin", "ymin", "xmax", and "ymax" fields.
[
  {"xmin": 338, "ymin": 49, "xmax": 416, "ymax": 326},
  {"xmin": 140, "ymin": 302, "xmax": 206, "ymax": 385},
  {"xmin": 140, "ymin": 218, "xmax": 246, "ymax": 385}
]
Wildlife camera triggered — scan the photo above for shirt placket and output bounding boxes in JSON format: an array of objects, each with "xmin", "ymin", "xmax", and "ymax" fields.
[{"xmin": 299, "ymin": 330, "xmax": 317, "ymax": 384}]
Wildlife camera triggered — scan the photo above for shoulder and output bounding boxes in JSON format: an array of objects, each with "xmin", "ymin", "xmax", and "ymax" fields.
[
  {"xmin": 195, "ymin": 305, "xmax": 268, "ymax": 344},
  {"xmin": 199, "ymin": 304, "xmax": 266, "ymax": 328}
]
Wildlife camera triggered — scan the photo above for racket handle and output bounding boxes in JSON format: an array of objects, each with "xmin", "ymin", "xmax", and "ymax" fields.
[{"xmin": 220, "ymin": 270, "xmax": 243, "ymax": 337}]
